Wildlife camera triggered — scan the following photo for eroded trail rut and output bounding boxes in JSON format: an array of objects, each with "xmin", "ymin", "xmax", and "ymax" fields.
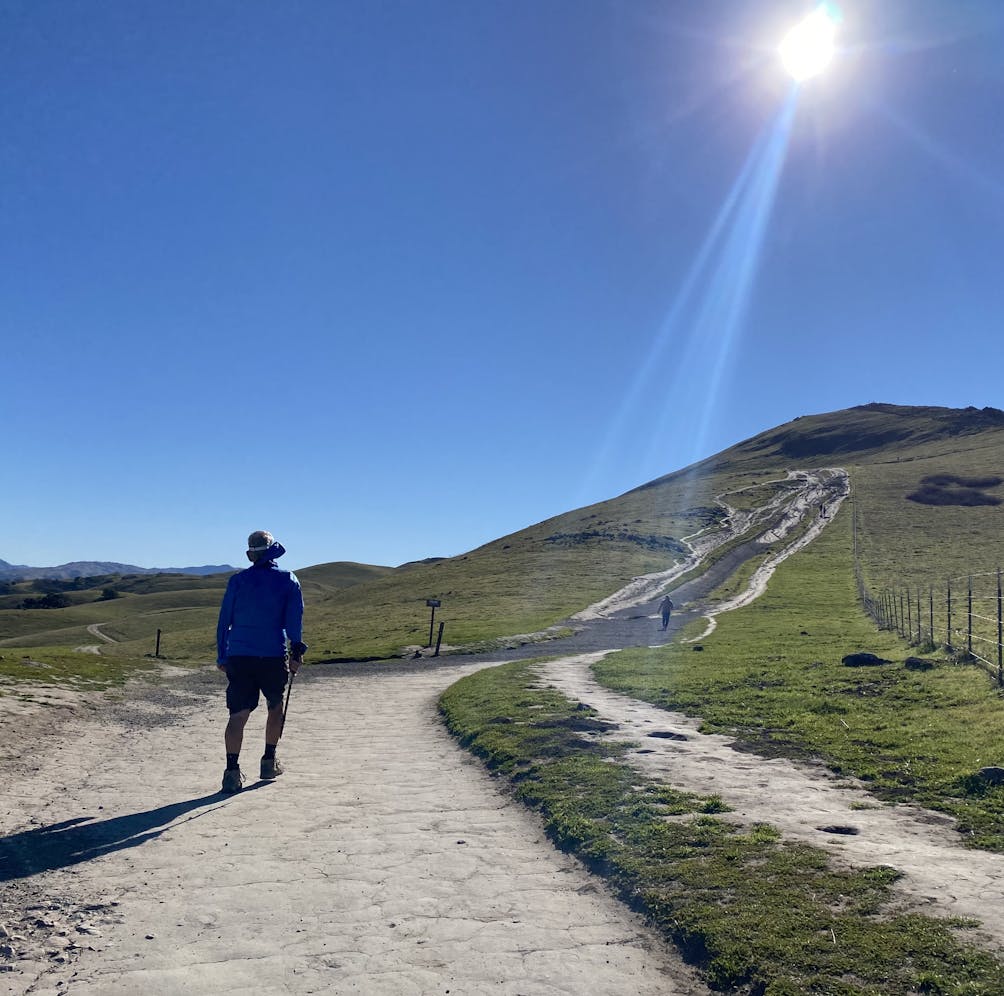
[{"xmin": 536, "ymin": 654, "xmax": 1004, "ymax": 951}]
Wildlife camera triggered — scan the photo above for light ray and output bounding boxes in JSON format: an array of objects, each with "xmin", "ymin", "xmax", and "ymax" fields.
[
  {"xmin": 575, "ymin": 119, "xmax": 778, "ymax": 505},
  {"xmin": 630, "ymin": 90, "xmax": 797, "ymax": 498}
]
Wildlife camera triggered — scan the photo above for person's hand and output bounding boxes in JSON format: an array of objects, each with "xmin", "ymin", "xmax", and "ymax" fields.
[{"xmin": 288, "ymin": 655, "xmax": 303, "ymax": 675}]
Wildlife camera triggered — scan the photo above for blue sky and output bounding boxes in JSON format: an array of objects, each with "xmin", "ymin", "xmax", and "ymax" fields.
[{"xmin": 4, "ymin": 1, "xmax": 1003, "ymax": 571}]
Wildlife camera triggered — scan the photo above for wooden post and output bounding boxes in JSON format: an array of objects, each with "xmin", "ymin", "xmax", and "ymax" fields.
[
  {"xmin": 997, "ymin": 568, "xmax": 1002, "ymax": 685},
  {"xmin": 425, "ymin": 598, "xmax": 441, "ymax": 648},
  {"xmin": 928, "ymin": 586, "xmax": 934, "ymax": 646},
  {"xmin": 434, "ymin": 620, "xmax": 445, "ymax": 657},
  {"xmin": 968, "ymin": 576, "xmax": 973, "ymax": 656},
  {"xmin": 155, "ymin": 629, "xmax": 162, "ymax": 657},
  {"xmin": 946, "ymin": 579, "xmax": 952, "ymax": 651},
  {"xmin": 899, "ymin": 591, "xmax": 906, "ymax": 638},
  {"xmin": 906, "ymin": 589, "xmax": 913, "ymax": 642},
  {"xmin": 916, "ymin": 587, "xmax": 922, "ymax": 643}
]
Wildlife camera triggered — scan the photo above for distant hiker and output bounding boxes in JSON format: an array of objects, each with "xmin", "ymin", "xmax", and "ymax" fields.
[
  {"xmin": 659, "ymin": 595, "xmax": 674, "ymax": 630},
  {"xmin": 216, "ymin": 530, "xmax": 307, "ymax": 794}
]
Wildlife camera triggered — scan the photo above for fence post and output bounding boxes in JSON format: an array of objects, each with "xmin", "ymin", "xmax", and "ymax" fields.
[
  {"xmin": 899, "ymin": 591, "xmax": 906, "ymax": 638},
  {"xmin": 916, "ymin": 587, "xmax": 922, "ymax": 643},
  {"xmin": 997, "ymin": 568, "xmax": 1002, "ymax": 686},
  {"xmin": 946, "ymin": 579, "xmax": 952, "ymax": 651},
  {"xmin": 968, "ymin": 575, "xmax": 973, "ymax": 657},
  {"xmin": 906, "ymin": 589, "xmax": 913, "ymax": 643},
  {"xmin": 928, "ymin": 586, "xmax": 933, "ymax": 646}
]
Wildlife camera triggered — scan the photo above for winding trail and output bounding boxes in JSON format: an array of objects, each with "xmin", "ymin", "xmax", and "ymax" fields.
[
  {"xmin": 3, "ymin": 463, "xmax": 1002, "ymax": 992},
  {"xmin": 73, "ymin": 624, "xmax": 117, "ymax": 656}
]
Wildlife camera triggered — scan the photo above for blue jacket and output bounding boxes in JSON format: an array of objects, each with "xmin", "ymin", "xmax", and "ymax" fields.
[{"xmin": 216, "ymin": 557, "xmax": 305, "ymax": 663}]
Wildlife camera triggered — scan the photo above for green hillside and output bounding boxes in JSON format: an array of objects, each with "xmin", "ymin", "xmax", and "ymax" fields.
[{"xmin": 4, "ymin": 403, "xmax": 1004, "ymax": 667}]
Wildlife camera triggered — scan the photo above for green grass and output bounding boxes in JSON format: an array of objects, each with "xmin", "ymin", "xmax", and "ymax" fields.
[
  {"xmin": 0, "ymin": 646, "xmax": 158, "ymax": 694},
  {"xmin": 5, "ymin": 403, "xmax": 1004, "ymax": 676},
  {"xmin": 440, "ymin": 659, "xmax": 1004, "ymax": 994},
  {"xmin": 592, "ymin": 505, "xmax": 1004, "ymax": 852}
]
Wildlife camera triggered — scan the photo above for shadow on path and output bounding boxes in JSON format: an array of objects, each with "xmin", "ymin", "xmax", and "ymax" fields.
[{"xmin": 0, "ymin": 783, "xmax": 269, "ymax": 882}]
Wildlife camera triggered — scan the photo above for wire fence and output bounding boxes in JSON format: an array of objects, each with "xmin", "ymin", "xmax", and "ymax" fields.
[{"xmin": 851, "ymin": 502, "xmax": 1004, "ymax": 686}]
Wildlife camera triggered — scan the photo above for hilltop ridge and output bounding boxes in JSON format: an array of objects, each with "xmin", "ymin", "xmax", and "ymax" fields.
[{"xmin": 0, "ymin": 560, "xmax": 235, "ymax": 582}]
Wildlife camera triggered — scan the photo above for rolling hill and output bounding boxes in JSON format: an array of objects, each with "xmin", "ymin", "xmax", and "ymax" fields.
[
  {"xmin": 0, "ymin": 560, "xmax": 235, "ymax": 581},
  {"xmin": 3, "ymin": 403, "xmax": 1003, "ymax": 663}
]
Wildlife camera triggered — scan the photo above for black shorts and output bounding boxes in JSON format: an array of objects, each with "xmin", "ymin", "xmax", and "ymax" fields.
[{"xmin": 224, "ymin": 656, "xmax": 288, "ymax": 715}]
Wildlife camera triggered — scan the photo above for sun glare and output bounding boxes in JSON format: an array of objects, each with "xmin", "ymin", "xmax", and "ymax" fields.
[{"xmin": 779, "ymin": 6, "xmax": 839, "ymax": 82}]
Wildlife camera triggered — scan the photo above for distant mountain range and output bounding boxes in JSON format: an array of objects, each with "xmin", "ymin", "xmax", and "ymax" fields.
[{"xmin": 0, "ymin": 559, "xmax": 235, "ymax": 581}]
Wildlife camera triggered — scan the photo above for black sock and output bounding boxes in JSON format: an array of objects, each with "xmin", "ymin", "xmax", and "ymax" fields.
[
  {"xmin": 263, "ymin": 743, "xmax": 277, "ymax": 760},
  {"xmin": 226, "ymin": 753, "xmax": 239, "ymax": 771}
]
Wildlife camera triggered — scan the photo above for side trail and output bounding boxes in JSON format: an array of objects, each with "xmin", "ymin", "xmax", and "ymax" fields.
[{"xmin": 534, "ymin": 654, "xmax": 1004, "ymax": 952}]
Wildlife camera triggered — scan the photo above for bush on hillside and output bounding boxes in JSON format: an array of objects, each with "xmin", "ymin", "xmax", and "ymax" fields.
[{"xmin": 20, "ymin": 592, "xmax": 73, "ymax": 609}]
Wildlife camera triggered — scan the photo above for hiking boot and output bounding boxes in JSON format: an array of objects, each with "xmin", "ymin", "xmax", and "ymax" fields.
[
  {"xmin": 260, "ymin": 755, "xmax": 284, "ymax": 780},
  {"xmin": 221, "ymin": 767, "xmax": 245, "ymax": 794}
]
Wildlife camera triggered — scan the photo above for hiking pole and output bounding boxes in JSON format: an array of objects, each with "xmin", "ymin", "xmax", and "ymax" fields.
[{"xmin": 281, "ymin": 671, "xmax": 295, "ymax": 737}]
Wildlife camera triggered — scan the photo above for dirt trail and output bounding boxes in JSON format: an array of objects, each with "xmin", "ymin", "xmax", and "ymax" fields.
[
  {"xmin": 73, "ymin": 624, "xmax": 117, "ymax": 656},
  {"xmin": 0, "ymin": 665, "xmax": 706, "ymax": 995},
  {"xmin": 572, "ymin": 468, "xmax": 848, "ymax": 623},
  {"xmin": 4, "ymin": 460, "xmax": 1001, "ymax": 990},
  {"xmin": 536, "ymin": 654, "xmax": 1004, "ymax": 951}
]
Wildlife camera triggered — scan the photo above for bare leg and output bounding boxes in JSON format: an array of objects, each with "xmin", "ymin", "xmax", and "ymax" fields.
[
  {"xmin": 225, "ymin": 709, "xmax": 251, "ymax": 755},
  {"xmin": 265, "ymin": 702, "xmax": 284, "ymax": 747}
]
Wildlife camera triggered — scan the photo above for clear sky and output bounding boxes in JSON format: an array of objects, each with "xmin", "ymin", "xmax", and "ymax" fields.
[{"xmin": 4, "ymin": 1, "xmax": 1003, "ymax": 571}]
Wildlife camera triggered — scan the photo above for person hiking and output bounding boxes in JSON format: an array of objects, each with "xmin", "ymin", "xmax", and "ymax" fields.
[
  {"xmin": 659, "ymin": 595, "xmax": 674, "ymax": 630},
  {"xmin": 216, "ymin": 530, "xmax": 307, "ymax": 794}
]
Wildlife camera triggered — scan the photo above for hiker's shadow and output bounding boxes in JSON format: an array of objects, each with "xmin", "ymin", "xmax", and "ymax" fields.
[{"xmin": 0, "ymin": 782, "xmax": 268, "ymax": 882}]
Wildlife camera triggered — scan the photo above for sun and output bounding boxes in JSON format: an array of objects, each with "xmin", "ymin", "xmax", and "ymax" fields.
[{"xmin": 779, "ymin": 5, "xmax": 840, "ymax": 82}]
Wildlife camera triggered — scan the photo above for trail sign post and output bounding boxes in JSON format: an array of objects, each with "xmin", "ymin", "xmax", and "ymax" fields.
[{"xmin": 426, "ymin": 599, "xmax": 441, "ymax": 648}]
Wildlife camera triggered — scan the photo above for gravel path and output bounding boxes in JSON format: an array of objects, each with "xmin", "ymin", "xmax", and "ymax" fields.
[{"xmin": 1, "ymin": 665, "xmax": 705, "ymax": 995}]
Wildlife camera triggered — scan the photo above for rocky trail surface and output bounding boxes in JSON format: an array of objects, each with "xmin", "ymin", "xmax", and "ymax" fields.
[{"xmin": 1, "ymin": 665, "xmax": 704, "ymax": 995}]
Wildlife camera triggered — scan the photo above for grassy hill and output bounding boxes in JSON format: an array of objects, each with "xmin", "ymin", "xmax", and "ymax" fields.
[{"xmin": 3, "ymin": 403, "xmax": 1004, "ymax": 667}]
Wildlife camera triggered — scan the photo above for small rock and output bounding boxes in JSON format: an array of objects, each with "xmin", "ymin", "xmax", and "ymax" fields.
[
  {"xmin": 977, "ymin": 766, "xmax": 1004, "ymax": 786},
  {"xmin": 692, "ymin": 645, "xmax": 704, "ymax": 652},
  {"xmin": 904, "ymin": 656, "xmax": 934, "ymax": 671},
  {"xmin": 841, "ymin": 652, "xmax": 891, "ymax": 667}
]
